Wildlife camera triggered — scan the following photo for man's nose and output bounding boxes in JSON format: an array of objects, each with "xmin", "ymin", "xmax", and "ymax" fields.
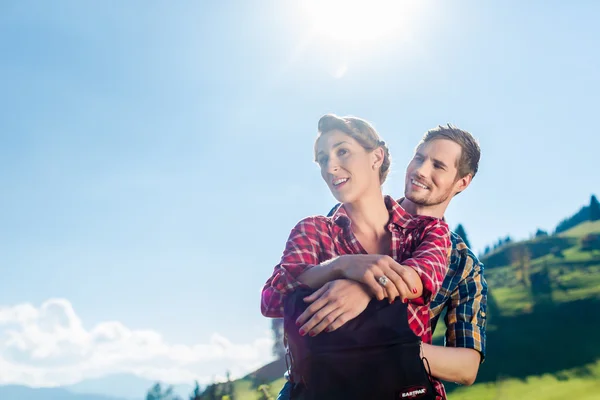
[{"xmin": 414, "ymin": 161, "xmax": 432, "ymax": 178}]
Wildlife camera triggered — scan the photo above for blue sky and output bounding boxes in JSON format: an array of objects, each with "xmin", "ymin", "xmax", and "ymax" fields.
[{"xmin": 0, "ymin": 0, "xmax": 598, "ymax": 386}]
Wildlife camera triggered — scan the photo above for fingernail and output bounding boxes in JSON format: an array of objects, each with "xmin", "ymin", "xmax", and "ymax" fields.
[
  {"xmin": 296, "ymin": 320, "xmax": 301, "ymax": 326},
  {"xmin": 403, "ymin": 298, "xmax": 408, "ymax": 303},
  {"xmin": 299, "ymin": 329, "xmax": 306, "ymax": 336},
  {"xmin": 309, "ymin": 331, "xmax": 316, "ymax": 337},
  {"xmin": 390, "ymin": 299, "xmax": 395, "ymax": 304},
  {"xmin": 325, "ymin": 327, "xmax": 332, "ymax": 332},
  {"xmin": 412, "ymin": 288, "xmax": 418, "ymax": 294}
]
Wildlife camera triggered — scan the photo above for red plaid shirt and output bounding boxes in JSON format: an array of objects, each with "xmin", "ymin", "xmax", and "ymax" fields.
[{"xmin": 261, "ymin": 195, "xmax": 450, "ymax": 344}]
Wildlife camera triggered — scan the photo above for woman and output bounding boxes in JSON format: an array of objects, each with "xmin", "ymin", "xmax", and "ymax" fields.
[{"xmin": 261, "ymin": 114, "xmax": 450, "ymax": 399}]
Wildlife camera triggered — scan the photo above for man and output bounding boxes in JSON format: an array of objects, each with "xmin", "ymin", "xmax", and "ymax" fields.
[{"xmin": 277, "ymin": 124, "xmax": 487, "ymax": 399}]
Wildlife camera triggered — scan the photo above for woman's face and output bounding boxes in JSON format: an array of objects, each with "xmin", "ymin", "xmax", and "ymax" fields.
[{"xmin": 315, "ymin": 129, "xmax": 381, "ymax": 204}]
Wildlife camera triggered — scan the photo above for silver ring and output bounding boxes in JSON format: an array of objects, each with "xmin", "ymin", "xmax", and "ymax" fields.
[{"xmin": 378, "ymin": 275, "xmax": 389, "ymax": 287}]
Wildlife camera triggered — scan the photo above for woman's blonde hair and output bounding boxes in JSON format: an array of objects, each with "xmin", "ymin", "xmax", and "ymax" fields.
[{"xmin": 315, "ymin": 114, "xmax": 391, "ymax": 184}]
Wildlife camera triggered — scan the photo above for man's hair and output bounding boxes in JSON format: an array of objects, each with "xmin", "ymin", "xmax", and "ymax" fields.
[
  {"xmin": 418, "ymin": 124, "xmax": 480, "ymax": 179},
  {"xmin": 315, "ymin": 114, "xmax": 391, "ymax": 184}
]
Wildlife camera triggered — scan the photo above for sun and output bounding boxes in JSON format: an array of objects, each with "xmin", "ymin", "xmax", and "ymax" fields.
[{"xmin": 300, "ymin": 0, "xmax": 420, "ymax": 45}]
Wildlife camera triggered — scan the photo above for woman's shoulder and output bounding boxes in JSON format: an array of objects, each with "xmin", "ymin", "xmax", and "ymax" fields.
[{"xmin": 290, "ymin": 214, "xmax": 335, "ymax": 233}]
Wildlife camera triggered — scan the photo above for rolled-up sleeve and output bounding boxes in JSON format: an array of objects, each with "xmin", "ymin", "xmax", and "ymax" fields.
[
  {"xmin": 260, "ymin": 218, "xmax": 323, "ymax": 318},
  {"xmin": 444, "ymin": 252, "xmax": 488, "ymax": 362},
  {"xmin": 402, "ymin": 219, "xmax": 451, "ymax": 305}
]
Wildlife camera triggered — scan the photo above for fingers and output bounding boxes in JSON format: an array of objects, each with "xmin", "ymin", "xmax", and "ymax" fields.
[
  {"xmin": 392, "ymin": 265, "xmax": 423, "ymax": 299},
  {"xmin": 377, "ymin": 266, "xmax": 406, "ymax": 303},
  {"xmin": 296, "ymin": 288, "xmax": 330, "ymax": 327},
  {"xmin": 303, "ymin": 284, "xmax": 328, "ymax": 303},
  {"xmin": 324, "ymin": 310, "xmax": 355, "ymax": 333},
  {"xmin": 299, "ymin": 301, "xmax": 340, "ymax": 336},
  {"xmin": 363, "ymin": 270, "xmax": 386, "ymax": 301},
  {"xmin": 374, "ymin": 256, "xmax": 410, "ymax": 303},
  {"xmin": 305, "ymin": 306, "xmax": 345, "ymax": 336}
]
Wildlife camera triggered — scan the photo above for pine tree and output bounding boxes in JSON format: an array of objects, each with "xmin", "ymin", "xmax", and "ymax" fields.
[
  {"xmin": 146, "ymin": 383, "xmax": 178, "ymax": 400},
  {"xmin": 535, "ymin": 228, "xmax": 548, "ymax": 238},
  {"xmin": 189, "ymin": 381, "xmax": 202, "ymax": 400},
  {"xmin": 454, "ymin": 224, "xmax": 472, "ymax": 249},
  {"xmin": 590, "ymin": 195, "xmax": 600, "ymax": 221}
]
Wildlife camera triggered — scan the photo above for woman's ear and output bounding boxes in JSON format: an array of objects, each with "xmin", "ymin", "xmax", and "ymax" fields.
[{"xmin": 371, "ymin": 146, "xmax": 385, "ymax": 170}]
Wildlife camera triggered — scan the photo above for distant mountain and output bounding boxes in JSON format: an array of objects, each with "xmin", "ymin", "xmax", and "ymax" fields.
[
  {"xmin": 0, "ymin": 385, "xmax": 127, "ymax": 400},
  {"xmin": 66, "ymin": 373, "xmax": 194, "ymax": 400}
]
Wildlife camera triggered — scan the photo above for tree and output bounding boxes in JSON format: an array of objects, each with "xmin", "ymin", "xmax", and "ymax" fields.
[
  {"xmin": 555, "ymin": 204, "xmax": 590, "ymax": 233},
  {"xmin": 201, "ymin": 383, "xmax": 218, "ymax": 400},
  {"xmin": 454, "ymin": 224, "xmax": 472, "ymax": 249},
  {"xmin": 189, "ymin": 381, "xmax": 202, "ymax": 400},
  {"xmin": 257, "ymin": 384, "xmax": 274, "ymax": 400},
  {"xmin": 511, "ymin": 245, "xmax": 531, "ymax": 288},
  {"xmin": 271, "ymin": 318, "xmax": 286, "ymax": 359},
  {"xmin": 535, "ymin": 228, "xmax": 548, "ymax": 238},
  {"xmin": 581, "ymin": 233, "xmax": 600, "ymax": 251},
  {"xmin": 590, "ymin": 195, "xmax": 600, "ymax": 221},
  {"xmin": 146, "ymin": 383, "xmax": 180, "ymax": 400},
  {"xmin": 223, "ymin": 371, "xmax": 235, "ymax": 400}
]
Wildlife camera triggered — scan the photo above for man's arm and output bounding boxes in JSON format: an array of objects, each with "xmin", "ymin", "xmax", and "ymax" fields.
[
  {"xmin": 421, "ymin": 344, "xmax": 481, "ymax": 386},
  {"xmin": 426, "ymin": 240, "xmax": 488, "ymax": 385}
]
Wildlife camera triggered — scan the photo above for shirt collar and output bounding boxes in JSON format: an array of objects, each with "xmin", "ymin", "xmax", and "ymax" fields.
[
  {"xmin": 329, "ymin": 195, "xmax": 417, "ymax": 230},
  {"xmin": 396, "ymin": 196, "xmax": 447, "ymax": 223}
]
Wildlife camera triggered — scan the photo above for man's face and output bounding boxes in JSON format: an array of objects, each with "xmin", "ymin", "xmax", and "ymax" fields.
[{"xmin": 404, "ymin": 138, "xmax": 467, "ymax": 207}]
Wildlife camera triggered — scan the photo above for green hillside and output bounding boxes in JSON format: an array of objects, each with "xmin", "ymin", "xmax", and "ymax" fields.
[
  {"xmin": 441, "ymin": 220, "xmax": 600, "ymax": 399},
  {"xmin": 216, "ymin": 219, "xmax": 600, "ymax": 400},
  {"xmin": 559, "ymin": 220, "xmax": 600, "ymax": 238}
]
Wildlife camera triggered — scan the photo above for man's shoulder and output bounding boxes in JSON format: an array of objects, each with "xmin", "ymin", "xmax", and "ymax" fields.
[{"xmin": 448, "ymin": 231, "xmax": 483, "ymax": 270}]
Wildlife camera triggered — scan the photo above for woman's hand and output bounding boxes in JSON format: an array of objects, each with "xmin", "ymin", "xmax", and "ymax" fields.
[{"xmin": 336, "ymin": 254, "xmax": 423, "ymax": 302}]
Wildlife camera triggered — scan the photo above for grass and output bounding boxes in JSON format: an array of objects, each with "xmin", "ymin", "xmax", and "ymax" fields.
[
  {"xmin": 559, "ymin": 220, "xmax": 600, "ymax": 238},
  {"xmin": 449, "ymin": 360, "xmax": 600, "ymax": 400},
  {"xmin": 230, "ymin": 223, "xmax": 600, "ymax": 400},
  {"xmin": 233, "ymin": 377, "xmax": 287, "ymax": 400}
]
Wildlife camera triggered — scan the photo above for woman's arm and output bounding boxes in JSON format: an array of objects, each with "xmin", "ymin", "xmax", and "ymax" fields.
[
  {"xmin": 299, "ymin": 254, "xmax": 424, "ymax": 302},
  {"xmin": 401, "ymin": 219, "xmax": 451, "ymax": 305},
  {"xmin": 295, "ymin": 256, "xmax": 344, "ymax": 288},
  {"xmin": 261, "ymin": 217, "xmax": 325, "ymax": 318}
]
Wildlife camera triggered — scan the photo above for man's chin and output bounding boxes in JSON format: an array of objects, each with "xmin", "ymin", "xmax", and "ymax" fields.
[{"xmin": 405, "ymin": 193, "xmax": 430, "ymax": 206}]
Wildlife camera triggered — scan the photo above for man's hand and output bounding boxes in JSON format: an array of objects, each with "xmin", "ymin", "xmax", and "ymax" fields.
[
  {"xmin": 295, "ymin": 279, "xmax": 371, "ymax": 336},
  {"xmin": 335, "ymin": 254, "xmax": 423, "ymax": 302}
]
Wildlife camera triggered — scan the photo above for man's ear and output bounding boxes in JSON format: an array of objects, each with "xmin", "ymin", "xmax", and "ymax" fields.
[{"xmin": 454, "ymin": 174, "xmax": 472, "ymax": 195}]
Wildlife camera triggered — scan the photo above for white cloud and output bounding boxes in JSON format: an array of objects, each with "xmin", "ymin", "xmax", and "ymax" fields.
[{"xmin": 0, "ymin": 298, "xmax": 275, "ymax": 387}]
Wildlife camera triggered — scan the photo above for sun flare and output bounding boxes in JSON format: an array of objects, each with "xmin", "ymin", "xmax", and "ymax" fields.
[{"xmin": 301, "ymin": 0, "xmax": 419, "ymax": 44}]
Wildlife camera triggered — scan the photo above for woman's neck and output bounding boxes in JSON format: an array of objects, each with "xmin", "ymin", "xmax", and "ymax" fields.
[{"xmin": 344, "ymin": 191, "xmax": 390, "ymax": 238}]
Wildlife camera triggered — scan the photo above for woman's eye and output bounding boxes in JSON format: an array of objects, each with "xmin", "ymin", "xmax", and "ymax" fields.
[
  {"xmin": 337, "ymin": 148, "xmax": 348, "ymax": 156},
  {"xmin": 317, "ymin": 156, "xmax": 328, "ymax": 166}
]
